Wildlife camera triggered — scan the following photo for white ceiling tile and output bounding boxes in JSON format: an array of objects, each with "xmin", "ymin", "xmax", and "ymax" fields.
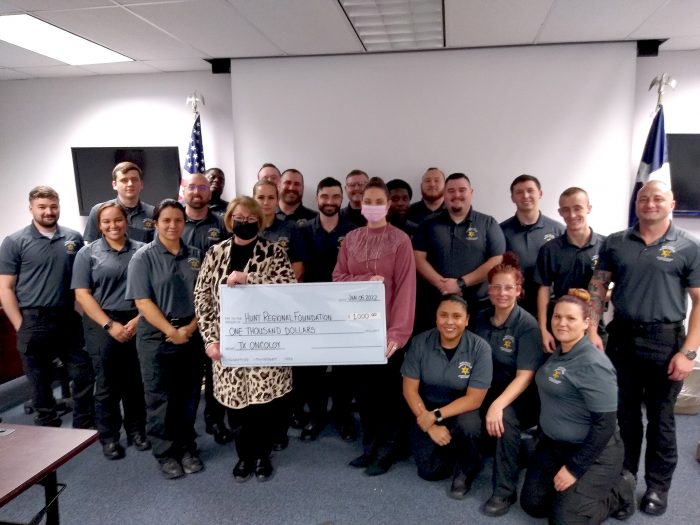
[
  {"xmin": 131, "ymin": 0, "xmax": 282, "ymax": 57},
  {"xmin": 3, "ymin": 0, "xmax": 113, "ymax": 11},
  {"xmin": 36, "ymin": 5, "xmax": 203, "ymax": 60},
  {"xmin": 0, "ymin": 67, "xmax": 33, "ymax": 79},
  {"xmin": 0, "ymin": 0, "xmax": 21, "ymax": 15},
  {"xmin": 79, "ymin": 60, "xmax": 160, "ymax": 74},
  {"xmin": 144, "ymin": 57, "xmax": 211, "ymax": 72},
  {"xmin": 445, "ymin": 0, "xmax": 552, "ymax": 47},
  {"xmin": 0, "ymin": 40, "xmax": 65, "ymax": 67},
  {"xmin": 229, "ymin": 0, "xmax": 363, "ymax": 55},
  {"xmin": 538, "ymin": 0, "xmax": 667, "ymax": 43},
  {"xmin": 660, "ymin": 35, "xmax": 700, "ymax": 51},
  {"xmin": 630, "ymin": 0, "xmax": 700, "ymax": 39},
  {"xmin": 13, "ymin": 65, "xmax": 96, "ymax": 77}
]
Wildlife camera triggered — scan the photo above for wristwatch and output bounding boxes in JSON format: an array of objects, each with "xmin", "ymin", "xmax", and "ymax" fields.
[
  {"xmin": 458, "ymin": 277, "xmax": 468, "ymax": 294},
  {"xmin": 680, "ymin": 348, "xmax": 697, "ymax": 361},
  {"xmin": 102, "ymin": 319, "xmax": 114, "ymax": 331},
  {"xmin": 433, "ymin": 409, "xmax": 444, "ymax": 423}
]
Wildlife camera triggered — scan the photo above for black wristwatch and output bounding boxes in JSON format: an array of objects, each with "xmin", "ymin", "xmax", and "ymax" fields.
[
  {"xmin": 102, "ymin": 319, "xmax": 114, "ymax": 331},
  {"xmin": 458, "ymin": 277, "xmax": 468, "ymax": 294},
  {"xmin": 680, "ymin": 348, "xmax": 697, "ymax": 361},
  {"xmin": 433, "ymin": 409, "xmax": 443, "ymax": 423}
]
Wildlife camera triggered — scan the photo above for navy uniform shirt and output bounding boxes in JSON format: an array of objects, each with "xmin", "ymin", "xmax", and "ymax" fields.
[
  {"xmin": 470, "ymin": 305, "xmax": 546, "ymax": 391},
  {"xmin": 260, "ymin": 217, "xmax": 300, "ymax": 262},
  {"xmin": 534, "ymin": 230, "xmax": 606, "ymax": 300},
  {"xmin": 0, "ymin": 223, "xmax": 83, "ymax": 308},
  {"xmin": 209, "ymin": 197, "xmax": 229, "ymax": 217},
  {"xmin": 500, "ymin": 213, "xmax": 564, "ymax": 314},
  {"xmin": 407, "ymin": 200, "xmax": 444, "ymax": 225},
  {"xmin": 182, "ymin": 210, "xmax": 230, "ymax": 254},
  {"xmin": 536, "ymin": 336, "xmax": 617, "ymax": 443},
  {"xmin": 84, "ymin": 198, "xmax": 155, "ymax": 244},
  {"xmin": 125, "ymin": 236, "xmax": 202, "ymax": 319},
  {"xmin": 275, "ymin": 204, "xmax": 318, "ymax": 226},
  {"xmin": 294, "ymin": 216, "xmax": 357, "ymax": 282},
  {"xmin": 413, "ymin": 208, "xmax": 506, "ymax": 302},
  {"xmin": 389, "ymin": 216, "xmax": 419, "ymax": 238},
  {"xmin": 401, "ymin": 328, "xmax": 492, "ymax": 406},
  {"xmin": 71, "ymin": 237, "xmax": 144, "ymax": 312},
  {"xmin": 599, "ymin": 223, "xmax": 700, "ymax": 323},
  {"xmin": 339, "ymin": 206, "xmax": 366, "ymax": 226}
]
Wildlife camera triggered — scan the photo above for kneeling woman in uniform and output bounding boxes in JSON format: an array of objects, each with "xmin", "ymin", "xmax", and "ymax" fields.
[
  {"xmin": 401, "ymin": 295, "xmax": 492, "ymax": 499},
  {"xmin": 194, "ymin": 196, "xmax": 296, "ymax": 482},
  {"xmin": 126, "ymin": 199, "xmax": 204, "ymax": 479},
  {"xmin": 520, "ymin": 289, "xmax": 635, "ymax": 524}
]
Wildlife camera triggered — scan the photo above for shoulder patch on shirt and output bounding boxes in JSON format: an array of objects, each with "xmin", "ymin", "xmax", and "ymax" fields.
[
  {"xmin": 277, "ymin": 236, "xmax": 289, "ymax": 249},
  {"xmin": 590, "ymin": 254, "xmax": 600, "ymax": 270},
  {"xmin": 543, "ymin": 233, "xmax": 556, "ymax": 243},
  {"xmin": 142, "ymin": 218, "xmax": 155, "ymax": 230},
  {"xmin": 657, "ymin": 245, "xmax": 676, "ymax": 262},
  {"xmin": 64, "ymin": 240, "xmax": 78, "ymax": 254},
  {"xmin": 337, "ymin": 235, "xmax": 346, "ymax": 248},
  {"xmin": 548, "ymin": 366, "xmax": 566, "ymax": 384},
  {"xmin": 457, "ymin": 361, "xmax": 472, "ymax": 379},
  {"xmin": 296, "ymin": 218, "xmax": 308, "ymax": 226},
  {"xmin": 500, "ymin": 335, "xmax": 515, "ymax": 353},
  {"xmin": 207, "ymin": 228, "xmax": 221, "ymax": 241},
  {"xmin": 466, "ymin": 227, "xmax": 479, "ymax": 240},
  {"xmin": 188, "ymin": 257, "xmax": 201, "ymax": 271}
]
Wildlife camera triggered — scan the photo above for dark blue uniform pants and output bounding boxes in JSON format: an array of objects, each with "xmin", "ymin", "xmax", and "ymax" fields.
[{"xmin": 230, "ymin": 395, "xmax": 287, "ymax": 462}]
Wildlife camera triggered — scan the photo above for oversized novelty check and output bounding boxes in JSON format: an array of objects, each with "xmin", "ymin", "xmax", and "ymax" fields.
[{"xmin": 220, "ymin": 281, "xmax": 387, "ymax": 367}]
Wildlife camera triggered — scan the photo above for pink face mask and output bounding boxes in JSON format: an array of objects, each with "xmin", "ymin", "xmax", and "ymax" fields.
[{"xmin": 361, "ymin": 204, "xmax": 388, "ymax": 223}]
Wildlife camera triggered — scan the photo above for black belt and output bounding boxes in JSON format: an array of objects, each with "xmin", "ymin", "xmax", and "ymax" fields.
[
  {"xmin": 613, "ymin": 318, "xmax": 684, "ymax": 334},
  {"xmin": 167, "ymin": 315, "xmax": 194, "ymax": 328}
]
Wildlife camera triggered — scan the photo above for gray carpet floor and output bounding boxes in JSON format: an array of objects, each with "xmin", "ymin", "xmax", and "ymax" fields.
[{"xmin": 1, "ymin": 395, "xmax": 698, "ymax": 525}]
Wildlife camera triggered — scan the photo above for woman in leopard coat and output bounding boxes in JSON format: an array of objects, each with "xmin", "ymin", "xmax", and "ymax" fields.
[{"xmin": 194, "ymin": 196, "xmax": 295, "ymax": 483}]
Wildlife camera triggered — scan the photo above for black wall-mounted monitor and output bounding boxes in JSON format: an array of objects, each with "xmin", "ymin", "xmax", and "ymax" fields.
[
  {"xmin": 668, "ymin": 134, "xmax": 700, "ymax": 217},
  {"xmin": 72, "ymin": 147, "xmax": 182, "ymax": 216}
]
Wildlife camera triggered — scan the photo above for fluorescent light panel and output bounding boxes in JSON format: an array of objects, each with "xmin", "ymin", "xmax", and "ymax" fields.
[
  {"xmin": 341, "ymin": 0, "xmax": 443, "ymax": 51},
  {"xmin": 0, "ymin": 14, "xmax": 131, "ymax": 66}
]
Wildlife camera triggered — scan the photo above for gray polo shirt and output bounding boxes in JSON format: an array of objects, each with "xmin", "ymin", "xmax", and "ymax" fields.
[
  {"xmin": 599, "ymin": 223, "xmax": 700, "ymax": 323},
  {"xmin": 260, "ymin": 216, "xmax": 300, "ymax": 263},
  {"xmin": 0, "ymin": 223, "xmax": 83, "ymax": 308},
  {"xmin": 182, "ymin": 210, "xmax": 229, "ymax": 254},
  {"xmin": 401, "ymin": 328, "xmax": 492, "ymax": 406},
  {"xmin": 534, "ymin": 230, "xmax": 606, "ymax": 299},
  {"xmin": 536, "ymin": 336, "xmax": 617, "ymax": 443},
  {"xmin": 71, "ymin": 237, "xmax": 144, "ymax": 312},
  {"xmin": 413, "ymin": 208, "xmax": 506, "ymax": 301},
  {"xmin": 125, "ymin": 236, "xmax": 202, "ymax": 319},
  {"xmin": 470, "ymin": 305, "xmax": 546, "ymax": 391},
  {"xmin": 84, "ymin": 198, "xmax": 155, "ymax": 243}
]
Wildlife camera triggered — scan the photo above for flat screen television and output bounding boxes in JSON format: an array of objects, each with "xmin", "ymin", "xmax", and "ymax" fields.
[
  {"xmin": 668, "ymin": 134, "xmax": 700, "ymax": 217},
  {"xmin": 72, "ymin": 147, "xmax": 182, "ymax": 216}
]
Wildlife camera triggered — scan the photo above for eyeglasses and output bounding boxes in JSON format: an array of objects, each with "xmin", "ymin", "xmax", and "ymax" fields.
[
  {"xmin": 186, "ymin": 184, "xmax": 209, "ymax": 192},
  {"xmin": 347, "ymin": 182, "xmax": 366, "ymax": 188},
  {"xmin": 232, "ymin": 215, "xmax": 258, "ymax": 224},
  {"xmin": 488, "ymin": 284, "xmax": 517, "ymax": 292}
]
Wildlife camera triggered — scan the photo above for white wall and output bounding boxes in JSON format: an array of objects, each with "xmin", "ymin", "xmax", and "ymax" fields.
[
  {"xmin": 230, "ymin": 43, "xmax": 637, "ymax": 233},
  {"xmin": 0, "ymin": 71, "xmax": 233, "ymax": 238}
]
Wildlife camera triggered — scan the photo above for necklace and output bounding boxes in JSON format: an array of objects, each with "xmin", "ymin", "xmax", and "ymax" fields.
[{"xmin": 363, "ymin": 225, "xmax": 388, "ymax": 274}]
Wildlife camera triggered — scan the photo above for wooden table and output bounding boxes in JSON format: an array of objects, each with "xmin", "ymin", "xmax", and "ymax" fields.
[{"xmin": 0, "ymin": 424, "xmax": 98, "ymax": 525}]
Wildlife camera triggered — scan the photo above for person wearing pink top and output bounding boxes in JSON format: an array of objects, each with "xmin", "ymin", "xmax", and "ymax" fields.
[{"xmin": 333, "ymin": 176, "xmax": 416, "ymax": 476}]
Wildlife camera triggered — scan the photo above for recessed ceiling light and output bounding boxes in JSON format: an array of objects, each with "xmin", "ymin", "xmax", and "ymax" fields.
[{"xmin": 0, "ymin": 14, "xmax": 132, "ymax": 66}]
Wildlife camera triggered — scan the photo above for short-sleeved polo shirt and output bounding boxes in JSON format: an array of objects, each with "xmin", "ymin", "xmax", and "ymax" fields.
[
  {"xmin": 125, "ymin": 236, "xmax": 202, "ymax": 319},
  {"xmin": 534, "ymin": 230, "xmax": 605, "ymax": 299},
  {"xmin": 339, "ymin": 206, "xmax": 366, "ymax": 226},
  {"xmin": 275, "ymin": 204, "xmax": 318, "ymax": 226},
  {"xmin": 71, "ymin": 237, "xmax": 144, "ymax": 312},
  {"xmin": 599, "ymin": 224, "xmax": 700, "ymax": 323},
  {"xmin": 0, "ymin": 223, "xmax": 83, "ymax": 308},
  {"xmin": 407, "ymin": 200, "xmax": 444, "ymax": 225},
  {"xmin": 470, "ymin": 305, "xmax": 546, "ymax": 390},
  {"xmin": 294, "ymin": 216, "xmax": 357, "ymax": 283},
  {"xmin": 209, "ymin": 197, "xmax": 229, "ymax": 217},
  {"xmin": 413, "ymin": 208, "xmax": 506, "ymax": 301},
  {"xmin": 401, "ymin": 328, "xmax": 492, "ymax": 406},
  {"xmin": 260, "ymin": 217, "xmax": 300, "ymax": 262},
  {"xmin": 84, "ymin": 198, "xmax": 155, "ymax": 243},
  {"xmin": 183, "ymin": 210, "xmax": 229, "ymax": 254},
  {"xmin": 536, "ymin": 336, "xmax": 617, "ymax": 443}
]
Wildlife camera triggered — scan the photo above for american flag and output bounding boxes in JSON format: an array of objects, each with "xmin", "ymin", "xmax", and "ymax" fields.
[{"xmin": 184, "ymin": 112, "xmax": 206, "ymax": 174}]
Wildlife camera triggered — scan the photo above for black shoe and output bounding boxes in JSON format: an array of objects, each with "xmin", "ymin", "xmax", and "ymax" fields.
[
  {"xmin": 232, "ymin": 459, "xmax": 254, "ymax": 482},
  {"xmin": 290, "ymin": 412, "xmax": 308, "ymax": 430},
  {"xmin": 128, "ymin": 432, "xmax": 151, "ymax": 451},
  {"xmin": 482, "ymin": 494, "xmax": 517, "ymax": 517},
  {"xmin": 272, "ymin": 435, "xmax": 289, "ymax": 452},
  {"xmin": 38, "ymin": 417, "xmax": 62, "ymax": 428},
  {"xmin": 159, "ymin": 458, "xmax": 184, "ymax": 479},
  {"xmin": 102, "ymin": 442, "xmax": 125, "ymax": 460},
  {"xmin": 181, "ymin": 452, "xmax": 204, "ymax": 474},
  {"xmin": 364, "ymin": 456, "xmax": 393, "ymax": 477},
  {"xmin": 640, "ymin": 489, "xmax": 667, "ymax": 516},
  {"xmin": 300, "ymin": 421, "xmax": 324, "ymax": 442},
  {"xmin": 348, "ymin": 453, "xmax": 373, "ymax": 468},
  {"xmin": 206, "ymin": 422, "xmax": 234, "ymax": 445},
  {"xmin": 449, "ymin": 470, "xmax": 472, "ymax": 500},
  {"xmin": 338, "ymin": 421, "xmax": 357, "ymax": 442},
  {"xmin": 611, "ymin": 470, "xmax": 637, "ymax": 520},
  {"xmin": 255, "ymin": 457, "xmax": 274, "ymax": 482}
]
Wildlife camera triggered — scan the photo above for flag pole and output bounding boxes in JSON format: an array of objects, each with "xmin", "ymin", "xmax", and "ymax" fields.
[{"xmin": 648, "ymin": 73, "xmax": 676, "ymax": 111}]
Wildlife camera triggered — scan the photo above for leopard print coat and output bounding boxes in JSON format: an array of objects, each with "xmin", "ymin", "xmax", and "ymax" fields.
[{"xmin": 194, "ymin": 236, "xmax": 296, "ymax": 409}]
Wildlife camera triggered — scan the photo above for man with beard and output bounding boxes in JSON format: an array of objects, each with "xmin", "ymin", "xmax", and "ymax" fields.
[
  {"xmin": 407, "ymin": 167, "xmax": 446, "ymax": 225},
  {"xmin": 293, "ymin": 177, "xmax": 359, "ymax": 442},
  {"xmin": 413, "ymin": 173, "xmax": 505, "ymax": 323},
  {"xmin": 387, "ymin": 179, "xmax": 418, "ymax": 237},
  {"xmin": 84, "ymin": 161, "xmax": 155, "ymax": 243},
  {"xmin": 258, "ymin": 162, "xmax": 282, "ymax": 186},
  {"xmin": 339, "ymin": 169, "xmax": 368, "ymax": 226},
  {"xmin": 500, "ymin": 175, "xmax": 564, "ymax": 316},
  {"xmin": 181, "ymin": 172, "xmax": 232, "ymax": 446},
  {"xmin": 276, "ymin": 168, "xmax": 318, "ymax": 224},
  {"xmin": 0, "ymin": 186, "xmax": 94, "ymax": 428},
  {"xmin": 205, "ymin": 168, "xmax": 228, "ymax": 216}
]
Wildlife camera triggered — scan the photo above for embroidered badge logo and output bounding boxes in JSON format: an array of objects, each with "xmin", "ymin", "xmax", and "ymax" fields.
[
  {"xmin": 64, "ymin": 240, "xmax": 77, "ymax": 254},
  {"xmin": 590, "ymin": 254, "xmax": 599, "ymax": 270},
  {"xmin": 188, "ymin": 257, "xmax": 201, "ymax": 271},
  {"xmin": 207, "ymin": 228, "xmax": 221, "ymax": 241},
  {"xmin": 457, "ymin": 361, "xmax": 472, "ymax": 379},
  {"xmin": 500, "ymin": 335, "xmax": 515, "ymax": 353},
  {"xmin": 548, "ymin": 366, "xmax": 566, "ymax": 385},
  {"xmin": 277, "ymin": 237, "xmax": 289, "ymax": 250},
  {"xmin": 143, "ymin": 218, "xmax": 155, "ymax": 230},
  {"xmin": 466, "ymin": 227, "xmax": 478, "ymax": 240},
  {"xmin": 543, "ymin": 233, "xmax": 556, "ymax": 243},
  {"xmin": 657, "ymin": 245, "xmax": 675, "ymax": 262},
  {"xmin": 296, "ymin": 218, "xmax": 308, "ymax": 226}
]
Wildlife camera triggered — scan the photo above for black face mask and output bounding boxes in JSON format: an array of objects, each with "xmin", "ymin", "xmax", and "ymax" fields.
[{"xmin": 232, "ymin": 220, "xmax": 259, "ymax": 240}]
